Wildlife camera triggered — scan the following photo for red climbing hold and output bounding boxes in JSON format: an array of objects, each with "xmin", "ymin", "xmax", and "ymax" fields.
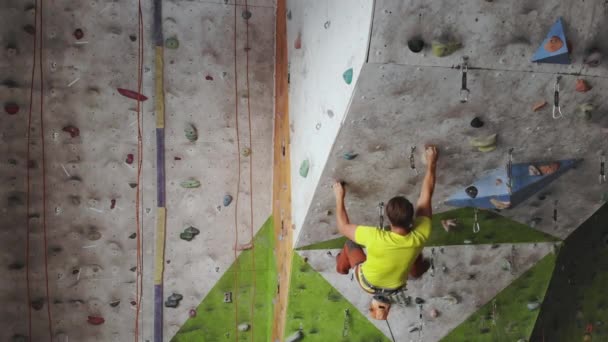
[
  {"xmin": 117, "ymin": 88, "xmax": 148, "ymax": 101},
  {"xmin": 205, "ymin": 75, "xmax": 214, "ymax": 81},
  {"xmin": 62, "ymin": 125, "xmax": 80, "ymax": 138},
  {"xmin": 5, "ymin": 103, "xmax": 19, "ymax": 115},
  {"xmin": 294, "ymin": 32, "xmax": 302, "ymax": 49},
  {"xmin": 74, "ymin": 29, "xmax": 84, "ymax": 40},
  {"xmin": 126, "ymin": 154, "xmax": 134, "ymax": 164},
  {"xmin": 189, "ymin": 309, "xmax": 197, "ymax": 317},
  {"xmin": 87, "ymin": 316, "xmax": 105, "ymax": 325},
  {"xmin": 110, "ymin": 199, "xmax": 116, "ymax": 209}
]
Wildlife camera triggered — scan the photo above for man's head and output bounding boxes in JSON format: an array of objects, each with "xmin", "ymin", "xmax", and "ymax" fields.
[{"xmin": 386, "ymin": 196, "xmax": 414, "ymax": 228}]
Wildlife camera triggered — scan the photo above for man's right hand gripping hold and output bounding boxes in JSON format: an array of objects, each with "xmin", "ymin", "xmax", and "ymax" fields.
[{"xmin": 333, "ymin": 145, "xmax": 439, "ymax": 294}]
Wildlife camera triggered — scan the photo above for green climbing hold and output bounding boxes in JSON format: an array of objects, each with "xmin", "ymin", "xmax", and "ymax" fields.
[
  {"xmin": 299, "ymin": 159, "xmax": 310, "ymax": 178},
  {"xmin": 579, "ymin": 103, "xmax": 594, "ymax": 120},
  {"xmin": 431, "ymin": 40, "xmax": 463, "ymax": 57},
  {"xmin": 342, "ymin": 152, "xmax": 358, "ymax": 160},
  {"xmin": 165, "ymin": 37, "xmax": 179, "ymax": 49},
  {"xmin": 180, "ymin": 179, "xmax": 201, "ymax": 188},
  {"xmin": 342, "ymin": 68, "xmax": 353, "ymax": 85},
  {"xmin": 184, "ymin": 124, "xmax": 198, "ymax": 142}
]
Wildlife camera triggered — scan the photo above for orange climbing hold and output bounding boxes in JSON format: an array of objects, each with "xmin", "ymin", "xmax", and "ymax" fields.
[
  {"xmin": 117, "ymin": 88, "xmax": 148, "ymax": 101},
  {"xmin": 87, "ymin": 316, "xmax": 105, "ymax": 325},
  {"xmin": 533, "ymin": 100, "xmax": 547, "ymax": 112},
  {"xmin": 576, "ymin": 79, "xmax": 592, "ymax": 92},
  {"xmin": 544, "ymin": 36, "xmax": 564, "ymax": 52}
]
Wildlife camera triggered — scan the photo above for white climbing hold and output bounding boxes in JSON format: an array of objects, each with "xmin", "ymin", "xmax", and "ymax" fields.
[{"xmin": 238, "ymin": 323, "xmax": 250, "ymax": 331}]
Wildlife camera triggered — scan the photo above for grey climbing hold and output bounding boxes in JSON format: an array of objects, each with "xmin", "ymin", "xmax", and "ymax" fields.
[
  {"xmin": 129, "ymin": 183, "xmax": 138, "ymax": 188},
  {"xmin": 342, "ymin": 152, "xmax": 358, "ymax": 160},
  {"xmin": 324, "ymin": 21, "xmax": 331, "ymax": 29},
  {"xmin": 342, "ymin": 68, "xmax": 354, "ymax": 85},
  {"xmin": 299, "ymin": 159, "xmax": 309, "ymax": 178},
  {"xmin": 180, "ymin": 226, "xmax": 200, "ymax": 241},
  {"xmin": 285, "ymin": 330, "xmax": 303, "ymax": 342},
  {"xmin": 109, "ymin": 300, "xmax": 120, "ymax": 307},
  {"xmin": 238, "ymin": 323, "xmax": 250, "ymax": 332},
  {"xmin": 223, "ymin": 194, "xmax": 233, "ymax": 207},
  {"xmin": 287, "ymin": 10, "xmax": 292, "ymax": 20},
  {"xmin": 414, "ymin": 297, "xmax": 425, "ymax": 305},
  {"xmin": 465, "ymin": 186, "xmax": 478, "ymax": 198},
  {"xmin": 408, "ymin": 325, "xmax": 419, "ymax": 333},
  {"xmin": 31, "ymin": 298, "xmax": 44, "ymax": 311},
  {"xmin": 11, "ymin": 334, "xmax": 27, "ymax": 342},
  {"xmin": 407, "ymin": 38, "xmax": 425, "ymax": 53},
  {"xmin": 470, "ymin": 117, "xmax": 484, "ymax": 128},
  {"xmin": 165, "ymin": 293, "xmax": 183, "ymax": 308},
  {"xmin": 184, "ymin": 124, "xmax": 198, "ymax": 142},
  {"xmin": 129, "ymin": 233, "xmax": 137, "ymax": 239},
  {"xmin": 180, "ymin": 179, "xmax": 201, "ymax": 188},
  {"xmin": 242, "ymin": 10, "xmax": 252, "ymax": 20},
  {"xmin": 165, "ymin": 37, "xmax": 179, "ymax": 49},
  {"xmin": 527, "ymin": 301, "xmax": 540, "ymax": 310}
]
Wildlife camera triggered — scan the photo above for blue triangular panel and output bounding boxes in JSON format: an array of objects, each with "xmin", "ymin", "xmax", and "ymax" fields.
[
  {"xmin": 445, "ymin": 159, "xmax": 580, "ymax": 210},
  {"xmin": 532, "ymin": 17, "xmax": 570, "ymax": 64}
]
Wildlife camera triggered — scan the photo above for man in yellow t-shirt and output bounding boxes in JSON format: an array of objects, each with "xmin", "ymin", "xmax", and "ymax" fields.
[{"xmin": 333, "ymin": 145, "xmax": 438, "ymax": 294}]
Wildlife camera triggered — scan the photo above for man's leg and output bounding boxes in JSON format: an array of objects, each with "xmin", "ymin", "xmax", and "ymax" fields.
[
  {"xmin": 336, "ymin": 239, "xmax": 366, "ymax": 274},
  {"xmin": 409, "ymin": 253, "xmax": 430, "ymax": 278}
]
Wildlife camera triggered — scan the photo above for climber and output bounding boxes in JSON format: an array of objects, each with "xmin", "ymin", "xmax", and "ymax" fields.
[{"xmin": 333, "ymin": 145, "xmax": 439, "ymax": 295}]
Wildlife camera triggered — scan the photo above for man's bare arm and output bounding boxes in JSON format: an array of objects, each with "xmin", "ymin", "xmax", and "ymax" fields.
[
  {"xmin": 333, "ymin": 182, "xmax": 358, "ymax": 241},
  {"xmin": 416, "ymin": 146, "xmax": 439, "ymax": 218}
]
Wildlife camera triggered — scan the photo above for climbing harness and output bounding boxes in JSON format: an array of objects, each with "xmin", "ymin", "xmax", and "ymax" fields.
[
  {"xmin": 342, "ymin": 309, "xmax": 350, "ymax": 337},
  {"xmin": 378, "ymin": 202, "xmax": 385, "ymax": 229},
  {"xmin": 410, "ymin": 146, "xmax": 419, "ymax": 175},
  {"xmin": 553, "ymin": 200, "xmax": 559, "ymax": 230},
  {"xmin": 429, "ymin": 248, "xmax": 436, "ymax": 277},
  {"xmin": 553, "ymin": 76, "xmax": 564, "ymax": 119},
  {"xmin": 507, "ymin": 148, "xmax": 514, "ymax": 194},
  {"xmin": 460, "ymin": 56, "xmax": 470, "ymax": 103},
  {"xmin": 473, "ymin": 208, "xmax": 481, "ymax": 233},
  {"xmin": 600, "ymin": 155, "xmax": 606, "ymax": 184}
]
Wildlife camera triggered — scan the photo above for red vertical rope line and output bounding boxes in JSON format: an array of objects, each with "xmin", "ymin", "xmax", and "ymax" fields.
[
  {"xmin": 232, "ymin": 2, "xmax": 241, "ymax": 341},
  {"xmin": 25, "ymin": 0, "xmax": 39, "ymax": 338},
  {"xmin": 243, "ymin": 0, "xmax": 255, "ymax": 340},
  {"xmin": 135, "ymin": 1, "xmax": 145, "ymax": 341},
  {"xmin": 38, "ymin": 0, "xmax": 54, "ymax": 339}
]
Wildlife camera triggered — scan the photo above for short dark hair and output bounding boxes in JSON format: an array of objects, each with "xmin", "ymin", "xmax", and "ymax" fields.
[{"xmin": 386, "ymin": 196, "xmax": 414, "ymax": 228}]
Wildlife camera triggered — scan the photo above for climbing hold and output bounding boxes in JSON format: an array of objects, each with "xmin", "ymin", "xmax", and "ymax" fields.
[
  {"xmin": 165, "ymin": 37, "xmax": 179, "ymax": 49},
  {"xmin": 130, "ymin": 266, "xmax": 137, "ymax": 272},
  {"xmin": 470, "ymin": 117, "xmax": 483, "ymax": 128},
  {"xmin": 223, "ymin": 194, "xmax": 233, "ymax": 207},
  {"xmin": 529, "ymin": 165, "xmax": 541, "ymax": 176},
  {"xmin": 129, "ymin": 34, "xmax": 137, "ymax": 42},
  {"xmin": 23, "ymin": 24, "xmax": 35, "ymax": 35},
  {"xmin": 180, "ymin": 226, "xmax": 200, "ymax": 241},
  {"xmin": 407, "ymin": 38, "xmax": 425, "ymax": 53},
  {"xmin": 324, "ymin": 21, "xmax": 331, "ymax": 29},
  {"xmin": 242, "ymin": 10, "xmax": 252, "ymax": 20},
  {"xmin": 129, "ymin": 233, "xmax": 137, "ymax": 239},
  {"xmin": 537, "ymin": 162, "xmax": 560, "ymax": 175},
  {"xmin": 117, "ymin": 88, "xmax": 148, "ymax": 101},
  {"xmin": 439, "ymin": 294, "xmax": 459, "ymax": 305},
  {"xmin": 62, "ymin": 125, "xmax": 80, "ymax": 138},
  {"xmin": 31, "ymin": 298, "xmax": 44, "ymax": 311},
  {"xmin": 126, "ymin": 154, "xmax": 134, "ymax": 164},
  {"xmin": 287, "ymin": 10, "xmax": 292, "ymax": 20},
  {"xmin": 165, "ymin": 293, "xmax": 183, "ymax": 308},
  {"xmin": 188, "ymin": 309, "xmax": 197, "ymax": 317},
  {"xmin": 8, "ymin": 262, "xmax": 25, "ymax": 270},
  {"xmin": 576, "ymin": 79, "xmax": 592, "ymax": 93},
  {"xmin": 4, "ymin": 102, "xmax": 19, "ymax": 115},
  {"xmin": 342, "ymin": 68, "xmax": 353, "ymax": 85},
  {"xmin": 184, "ymin": 124, "xmax": 198, "ymax": 142},
  {"xmin": 299, "ymin": 159, "xmax": 310, "ymax": 178},
  {"xmin": 579, "ymin": 103, "xmax": 594, "ymax": 120},
  {"xmin": 441, "ymin": 219, "xmax": 458, "ymax": 232},
  {"xmin": 342, "ymin": 152, "xmax": 358, "ymax": 160},
  {"xmin": 532, "ymin": 100, "xmax": 547, "ymax": 112},
  {"xmin": 238, "ymin": 323, "xmax": 250, "ymax": 332},
  {"xmin": 470, "ymin": 133, "xmax": 497, "ymax": 149},
  {"xmin": 584, "ymin": 50, "xmax": 602, "ymax": 67},
  {"xmin": 174, "ymin": 156, "xmax": 182, "ymax": 161},
  {"xmin": 408, "ymin": 325, "xmax": 420, "ymax": 333},
  {"xmin": 465, "ymin": 186, "xmax": 478, "ymax": 199},
  {"xmin": 490, "ymin": 198, "xmax": 511, "ymax": 209},
  {"xmin": 294, "ymin": 32, "xmax": 302, "ymax": 49},
  {"xmin": 430, "ymin": 308, "xmax": 440, "ymax": 318},
  {"xmin": 205, "ymin": 75, "xmax": 213, "ymax": 81},
  {"xmin": 129, "ymin": 183, "xmax": 138, "ymax": 188},
  {"xmin": 431, "ymin": 39, "xmax": 462, "ymax": 57},
  {"xmin": 527, "ymin": 301, "xmax": 540, "ymax": 310},
  {"xmin": 110, "ymin": 199, "xmax": 116, "ymax": 209},
  {"xmin": 532, "ymin": 17, "xmax": 570, "ymax": 64},
  {"xmin": 87, "ymin": 316, "xmax": 105, "ymax": 325},
  {"xmin": 224, "ymin": 292, "xmax": 232, "ymax": 303},
  {"xmin": 477, "ymin": 144, "xmax": 496, "ymax": 153},
  {"xmin": 414, "ymin": 297, "xmax": 425, "ymax": 305},
  {"xmin": 285, "ymin": 330, "xmax": 303, "ymax": 342},
  {"xmin": 180, "ymin": 179, "xmax": 201, "ymax": 188},
  {"xmin": 73, "ymin": 29, "xmax": 84, "ymax": 40},
  {"xmin": 242, "ymin": 147, "xmax": 251, "ymax": 157}
]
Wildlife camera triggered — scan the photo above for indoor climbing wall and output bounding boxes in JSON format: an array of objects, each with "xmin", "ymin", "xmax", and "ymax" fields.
[
  {"xmin": 286, "ymin": 0, "xmax": 374, "ymax": 243},
  {"xmin": 1, "ymin": 0, "xmax": 276, "ymax": 341},
  {"xmin": 160, "ymin": 0, "xmax": 275, "ymax": 341},
  {"xmin": 2, "ymin": 0, "xmax": 156, "ymax": 341},
  {"xmin": 287, "ymin": 0, "xmax": 608, "ymax": 341}
]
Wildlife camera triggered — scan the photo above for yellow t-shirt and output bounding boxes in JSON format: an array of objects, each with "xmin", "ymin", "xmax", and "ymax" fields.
[{"xmin": 354, "ymin": 217, "xmax": 432, "ymax": 289}]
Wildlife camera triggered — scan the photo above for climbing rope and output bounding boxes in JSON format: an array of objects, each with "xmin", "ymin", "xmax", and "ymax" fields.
[
  {"xmin": 378, "ymin": 202, "xmax": 384, "ymax": 229},
  {"xmin": 473, "ymin": 208, "xmax": 480, "ymax": 233},
  {"xmin": 409, "ymin": 146, "xmax": 418, "ymax": 175},
  {"xmin": 134, "ymin": 0, "xmax": 145, "ymax": 340},
  {"xmin": 460, "ymin": 56, "xmax": 469, "ymax": 103},
  {"xmin": 232, "ymin": 3, "xmax": 242, "ymax": 340}
]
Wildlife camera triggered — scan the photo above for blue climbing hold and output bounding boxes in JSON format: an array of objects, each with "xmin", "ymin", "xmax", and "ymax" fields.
[
  {"xmin": 223, "ymin": 194, "xmax": 233, "ymax": 207},
  {"xmin": 343, "ymin": 152, "xmax": 358, "ymax": 160},
  {"xmin": 342, "ymin": 68, "xmax": 353, "ymax": 85},
  {"xmin": 532, "ymin": 17, "xmax": 570, "ymax": 64},
  {"xmin": 445, "ymin": 159, "xmax": 580, "ymax": 210}
]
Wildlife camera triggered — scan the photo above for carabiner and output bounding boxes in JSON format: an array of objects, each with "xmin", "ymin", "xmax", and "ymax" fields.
[{"xmin": 553, "ymin": 76, "xmax": 563, "ymax": 119}]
